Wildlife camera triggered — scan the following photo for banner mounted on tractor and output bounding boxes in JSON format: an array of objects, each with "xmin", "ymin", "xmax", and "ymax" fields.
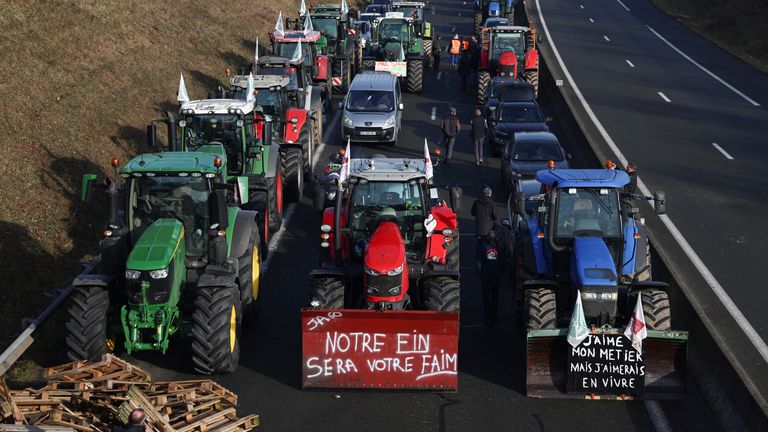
[
  {"xmin": 301, "ymin": 309, "xmax": 459, "ymax": 390},
  {"xmin": 375, "ymin": 61, "xmax": 407, "ymax": 77}
]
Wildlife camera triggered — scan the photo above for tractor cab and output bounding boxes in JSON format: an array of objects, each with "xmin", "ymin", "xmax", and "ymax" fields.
[
  {"xmin": 308, "ymin": 7, "xmax": 352, "ymax": 55},
  {"xmin": 272, "ymin": 30, "xmax": 325, "ymax": 67},
  {"xmin": 374, "ymin": 15, "xmax": 415, "ymax": 60},
  {"xmin": 256, "ymin": 55, "xmax": 306, "ymax": 95},
  {"xmin": 391, "ymin": 2, "xmax": 426, "ymax": 36},
  {"xmin": 482, "ymin": 26, "xmax": 528, "ymax": 73}
]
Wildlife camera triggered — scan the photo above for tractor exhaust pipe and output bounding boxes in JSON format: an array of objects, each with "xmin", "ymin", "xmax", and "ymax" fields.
[
  {"xmin": 166, "ymin": 112, "xmax": 178, "ymax": 152},
  {"xmin": 333, "ymin": 181, "xmax": 343, "ymax": 266},
  {"xmin": 106, "ymin": 180, "xmax": 120, "ymax": 228}
]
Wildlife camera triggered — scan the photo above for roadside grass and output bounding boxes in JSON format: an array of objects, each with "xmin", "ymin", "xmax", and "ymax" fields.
[
  {"xmin": 648, "ymin": 0, "xmax": 768, "ymax": 74},
  {"xmin": 0, "ymin": 0, "xmax": 364, "ymax": 350}
]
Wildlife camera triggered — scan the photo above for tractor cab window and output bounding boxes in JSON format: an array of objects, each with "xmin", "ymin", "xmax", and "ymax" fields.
[
  {"xmin": 491, "ymin": 32, "xmax": 524, "ymax": 60},
  {"xmin": 254, "ymin": 89, "xmax": 282, "ymax": 117},
  {"xmin": 275, "ymin": 42, "xmax": 314, "ymax": 67},
  {"xmin": 395, "ymin": 6, "xmax": 422, "ymax": 20},
  {"xmin": 554, "ymin": 188, "xmax": 621, "ymax": 238},
  {"xmin": 379, "ymin": 22, "xmax": 407, "ymax": 42},
  {"xmin": 183, "ymin": 114, "xmax": 250, "ymax": 174},
  {"xmin": 128, "ymin": 176, "xmax": 211, "ymax": 257},
  {"xmin": 314, "ymin": 18, "xmax": 340, "ymax": 40},
  {"xmin": 258, "ymin": 66, "xmax": 301, "ymax": 90},
  {"xmin": 349, "ymin": 180, "xmax": 425, "ymax": 260}
]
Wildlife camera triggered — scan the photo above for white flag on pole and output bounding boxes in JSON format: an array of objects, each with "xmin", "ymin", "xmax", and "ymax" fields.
[
  {"xmin": 291, "ymin": 40, "xmax": 303, "ymax": 63},
  {"xmin": 567, "ymin": 291, "xmax": 590, "ymax": 348},
  {"xmin": 339, "ymin": 139, "xmax": 351, "ymax": 186},
  {"xmin": 246, "ymin": 72, "xmax": 255, "ymax": 103},
  {"xmin": 624, "ymin": 293, "xmax": 648, "ymax": 354},
  {"xmin": 177, "ymin": 73, "xmax": 190, "ymax": 103},
  {"xmin": 341, "ymin": 0, "xmax": 349, "ymax": 14},
  {"xmin": 254, "ymin": 37, "xmax": 260, "ymax": 65},
  {"xmin": 275, "ymin": 11, "xmax": 285, "ymax": 37},
  {"xmin": 424, "ymin": 139, "xmax": 433, "ymax": 181},
  {"xmin": 304, "ymin": 13, "xmax": 314, "ymax": 35},
  {"xmin": 300, "ymin": 0, "xmax": 308, "ymax": 16}
]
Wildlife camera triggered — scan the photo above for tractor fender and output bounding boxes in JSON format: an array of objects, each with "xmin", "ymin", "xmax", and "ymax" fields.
[
  {"xmin": 265, "ymin": 143, "xmax": 281, "ymax": 178},
  {"xmin": 405, "ymin": 52, "xmax": 423, "ymax": 61},
  {"xmin": 622, "ymin": 218, "xmax": 644, "ymax": 276},
  {"xmin": 524, "ymin": 49, "xmax": 538, "ymax": 72},
  {"xmin": 520, "ymin": 279, "xmax": 558, "ymax": 290},
  {"xmin": 73, "ymin": 273, "xmax": 113, "ymax": 288},
  {"xmin": 230, "ymin": 210, "xmax": 259, "ymax": 259},
  {"xmin": 283, "ymin": 108, "xmax": 309, "ymax": 144},
  {"xmin": 310, "ymin": 268, "xmax": 346, "ymax": 278},
  {"xmin": 418, "ymin": 269, "xmax": 460, "ymax": 285},
  {"xmin": 315, "ymin": 55, "xmax": 330, "ymax": 80},
  {"xmin": 520, "ymin": 219, "xmax": 548, "ymax": 275},
  {"xmin": 197, "ymin": 271, "xmax": 237, "ymax": 289}
]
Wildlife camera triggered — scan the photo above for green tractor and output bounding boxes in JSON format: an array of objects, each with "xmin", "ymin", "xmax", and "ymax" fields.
[
  {"xmin": 390, "ymin": 1, "xmax": 434, "ymax": 69},
  {"xmin": 361, "ymin": 12, "xmax": 429, "ymax": 93},
  {"xmin": 67, "ymin": 135, "xmax": 262, "ymax": 375},
  {"xmin": 306, "ymin": 4, "xmax": 362, "ymax": 93}
]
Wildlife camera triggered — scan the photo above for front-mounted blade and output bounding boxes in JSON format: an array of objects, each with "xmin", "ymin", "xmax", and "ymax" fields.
[
  {"xmin": 526, "ymin": 328, "xmax": 688, "ymax": 400},
  {"xmin": 301, "ymin": 309, "xmax": 459, "ymax": 390}
]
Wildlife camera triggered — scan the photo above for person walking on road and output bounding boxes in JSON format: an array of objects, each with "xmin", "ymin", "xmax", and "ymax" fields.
[
  {"xmin": 432, "ymin": 34, "xmax": 442, "ymax": 72},
  {"xmin": 440, "ymin": 107, "xmax": 461, "ymax": 163},
  {"xmin": 450, "ymin": 34, "xmax": 461, "ymax": 69},
  {"xmin": 458, "ymin": 52, "xmax": 471, "ymax": 90},
  {"xmin": 470, "ymin": 108, "xmax": 488, "ymax": 165},
  {"xmin": 471, "ymin": 186, "xmax": 498, "ymax": 265},
  {"xmin": 479, "ymin": 230, "xmax": 504, "ymax": 326}
]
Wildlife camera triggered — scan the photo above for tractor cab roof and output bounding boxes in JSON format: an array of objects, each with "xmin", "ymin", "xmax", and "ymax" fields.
[
  {"xmin": 273, "ymin": 30, "xmax": 323, "ymax": 43},
  {"xmin": 229, "ymin": 74, "xmax": 290, "ymax": 90},
  {"xmin": 393, "ymin": 1, "xmax": 426, "ymax": 8},
  {"xmin": 310, "ymin": 4, "xmax": 345, "ymax": 14},
  {"xmin": 258, "ymin": 55, "xmax": 303, "ymax": 67},
  {"xmin": 493, "ymin": 25, "xmax": 531, "ymax": 34},
  {"xmin": 181, "ymin": 99, "xmax": 255, "ymax": 115},
  {"xmin": 349, "ymin": 157, "xmax": 428, "ymax": 182},
  {"xmin": 535, "ymin": 169, "xmax": 630, "ymax": 189},
  {"xmin": 120, "ymin": 150, "xmax": 224, "ymax": 176}
]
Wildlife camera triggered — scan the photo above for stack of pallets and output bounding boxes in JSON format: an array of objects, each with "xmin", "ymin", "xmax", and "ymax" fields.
[{"xmin": 0, "ymin": 355, "xmax": 259, "ymax": 432}]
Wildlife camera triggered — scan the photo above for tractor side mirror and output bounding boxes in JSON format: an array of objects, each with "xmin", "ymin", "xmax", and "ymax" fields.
[
  {"xmin": 654, "ymin": 191, "xmax": 666, "ymax": 215},
  {"xmin": 450, "ymin": 186, "xmax": 463, "ymax": 212},
  {"xmin": 514, "ymin": 191, "xmax": 525, "ymax": 215},
  {"xmin": 209, "ymin": 189, "xmax": 229, "ymax": 230},
  {"xmin": 146, "ymin": 124, "xmax": 158, "ymax": 149},
  {"xmin": 234, "ymin": 176, "xmax": 249, "ymax": 205},
  {"xmin": 81, "ymin": 174, "xmax": 97, "ymax": 203}
]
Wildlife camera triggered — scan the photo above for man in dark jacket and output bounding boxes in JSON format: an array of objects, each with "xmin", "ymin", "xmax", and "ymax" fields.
[
  {"xmin": 470, "ymin": 108, "xmax": 488, "ymax": 165},
  {"xmin": 458, "ymin": 52, "xmax": 471, "ymax": 90},
  {"xmin": 471, "ymin": 186, "xmax": 497, "ymax": 267},
  {"xmin": 480, "ymin": 230, "xmax": 504, "ymax": 325},
  {"xmin": 432, "ymin": 35, "xmax": 442, "ymax": 72},
  {"xmin": 115, "ymin": 409, "xmax": 150, "ymax": 432},
  {"xmin": 440, "ymin": 107, "xmax": 461, "ymax": 162}
]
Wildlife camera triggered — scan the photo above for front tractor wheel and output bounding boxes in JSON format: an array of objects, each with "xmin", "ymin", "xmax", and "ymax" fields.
[
  {"xmin": 66, "ymin": 286, "xmax": 110, "ymax": 362},
  {"xmin": 423, "ymin": 39, "xmax": 434, "ymax": 69},
  {"xmin": 406, "ymin": 58, "xmax": 424, "ymax": 93},
  {"xmin": 191, "ymin": 286, "xmax": 241, "ymax": 375},
  {"xmin": 238, "ymin": 225, "xmax": 262, "ymax": 323},
  {"xmin": 280, "ymin": 147, "xmax": 305, "ymax": 203},
  {"xmin": 423, "ymin": 276, "xmax": 460, "ymax": 312},
  {"xmin": 637, "ymin": 289, "xmax": 672, "ymax": 331},
  {"xmin": 524, "ymin": 70, "xmax": 539, "ymax": 99},
  {"xmin": 525, "ymin": 288, "xmax": 557, "ymax": 330},
  {"xmin": 309, "ymin": 276, "xmax": 346, "ymax": 309}
]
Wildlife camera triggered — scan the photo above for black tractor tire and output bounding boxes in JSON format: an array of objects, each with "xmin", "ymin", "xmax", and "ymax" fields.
[
  {"xmin": 477, "ymin": 70, "xmax": 491, "ymax": 105},
  {"xmin": 309, "ymin": 276, "xmax": 345, "ymax": 309},
  {"xmin": 333, "ymin": 60, "xmax": 351, "ymax": 95},
  {"xmin": 446, "ymin": 236, "xmax": 460, "ymax": 272},
  {"xmin": 281, "ymin": 147, "xmax": 304, "ymax": 203},
  {"xmin": 191, "ymin": 286, "xmax": 241, "ymax": 375},
  {"xmin": 66, "ymin": 286, "xmax": 110, "ymax": 362},
  {"xmin": 423, "ymin": 276, "xmax": 460, "ymax": 312},
  {"xmin": 238, "ymin": 225, "xmax": 262, "ymax": 324},
  {"xmin": 406, "ymin": 58, "xmax": 424, "ymax": 93},
  {"xmin": 474, "ymin": 12, "xmax": 483, "ymax": 37},
  {"xmin": 300, "ymin": 127, "xmax": 312, "ymax": 175},
  {"xmin": 247, "ymin": 173, "xmax": 282, "ymax": 249},
  {"xmin": 423, "ymin": 39, "xmax": 434, "ymax": 70},
  {"xmin": 313, "ymin": 183, "xmax": 326, "ymax": 213},
  {"xmin": 525, "ymin": 288, "xmax": 557, "ymax": 329},
  {"xmin": 525, "ymin": 70, "xmax": 539, "ymax": 99},
  {"xmin": 362, "ymin": 59, "xmax": 375, "ymax": 72},
  {"xmin": 637, "ymin": 289, "xmax": 672, "ymax": 331},
  {"xmin": 313, "ymin": 109, "xmax": 324, "ymax": 150}
]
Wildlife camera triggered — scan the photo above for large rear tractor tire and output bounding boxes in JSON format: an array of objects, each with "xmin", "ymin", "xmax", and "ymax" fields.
[
  {"xmin": 281, "ymin": 147, "xmax": 304, "ymax": 203},
  {"xmin": 637, "ymin": 289, "xmax": 672, "ymax": 331},
  {"xmin": 477, "ymin": 70, "xmax": 491, "ymax": 105},
  {"xmin": 525, "ymin": 288, "xmax": 557, "ymax": 329},
  {"xmin": 309, "ymin": 276, "xmax": 345, "ymax": 309},
  {"xmin": 474, "ymin": 12, "xmax": 483, "ymax": 38},
  {"xmin": 66, "ymin": 286, "xmax": 110, "ymax": 362},
  {"xmin": 525, "ymin": 69, "xmax": 539, "ymax": 99},
  {"xmin": 406, "ymin": 58, "xmax": 424, "ymax": 93},
  {"xmin": 238, "ymin": 226, "xmax": 262, "ymax": 325},
  {"xmin": 312, "ymin": 109, "xmax": 324, "ymax": 150},
  {"xmin": 191, "ymin": 286, "xmax": 241, "ymax": 375},
  {"xmin": 423, "ymin": 39, "xmax": 434, "ymax": 70},
  {"xmin": 423, "ymin": 276, "xmax": 460, "ymax": 312}
]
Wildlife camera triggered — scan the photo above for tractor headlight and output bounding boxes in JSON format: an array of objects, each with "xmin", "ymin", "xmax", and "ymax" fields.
[
  {"xmin": 343, "ymin": 114, "xmax": 354, "ymax": 127},
  {"xmin": 386, "ymin": 263, "xmax": 404, "ymax": 276},
  {"xmin": 125, "ymin": 270, "xmax": 141, "ymax": 280},
  {"xmin": 365, "ymin": 266, "xmax": 380, "ymax": 276},
  {"xmin": 383, "ymin": 115, "xmax": 396, "ymax": 128},
  {"xmin": 442, "ymin": 228, "xmax": 454, "ymax": 237},
  {"xmin": 149, "ymin": 267, "xmax": 169, "ymax": 279},
  {"xmin": 388, "ymin": 286, "xmax": 401, "ymax": 296}
]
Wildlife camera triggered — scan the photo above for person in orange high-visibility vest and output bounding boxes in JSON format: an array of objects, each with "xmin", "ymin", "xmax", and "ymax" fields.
[{"xmin": 450, "ymin": 34, "xmax": 461, "ymax": 69}]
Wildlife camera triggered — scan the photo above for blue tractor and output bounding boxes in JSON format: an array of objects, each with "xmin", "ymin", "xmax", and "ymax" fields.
[{"xmin": 508, "ymin": 168, "xmax": 687, "ymax": 398}]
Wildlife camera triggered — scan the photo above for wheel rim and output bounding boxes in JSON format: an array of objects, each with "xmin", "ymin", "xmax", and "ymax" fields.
[
  {"xmin": 229, "ymin": 306, "xmax": 237, "ymax": 353},
  {"xmin": 252, "ymin": 244, "xmax": 260, "ymax": 300}
]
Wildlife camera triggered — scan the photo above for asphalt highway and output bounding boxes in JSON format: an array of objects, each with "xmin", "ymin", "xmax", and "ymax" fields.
[{"xmin": 119, "ymin": 0, "xmax": 724, "ymax": 430}]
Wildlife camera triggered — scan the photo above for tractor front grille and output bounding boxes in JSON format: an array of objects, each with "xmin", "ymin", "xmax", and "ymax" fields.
[
  {"xmin": 126, "ymin": 263, "xmax": 174, "ymax": 305},
  {"xmin": 366, "ymin": 273, "xmax": 401, "ymax": 297}
]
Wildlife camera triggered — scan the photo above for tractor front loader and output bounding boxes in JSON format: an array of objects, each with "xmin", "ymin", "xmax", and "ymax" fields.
[
  {"xmin": 68, "ymin": 135, "xmax": 262, "ymax": 375},
  {"xmin": 507, "ymin": 168, "xmax": 687, "ymax": 399}
]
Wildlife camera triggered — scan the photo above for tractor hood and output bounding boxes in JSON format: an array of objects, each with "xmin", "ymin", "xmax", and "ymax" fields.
[
  {"xmin": 365, "ymin": 221, "xmax": 406, "ymax": 273},
  {"xmin": 571, "ymin": 237, "xmax": 617, "ymax": 287},
  {"xmin": 126, "ymin": 219, "xmax": 184, "ymax": 271}
]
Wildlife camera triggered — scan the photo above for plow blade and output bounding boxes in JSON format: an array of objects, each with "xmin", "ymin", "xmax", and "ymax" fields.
[
  {"xmin": 526, "ymin": 328, "xmax": 687, "ymax": 400},
  {"xmin": 301, "ymin": 309, "xmax": 459, "ymax": 390}
]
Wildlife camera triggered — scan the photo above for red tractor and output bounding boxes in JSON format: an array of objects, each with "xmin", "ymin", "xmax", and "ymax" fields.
[
  {"xmin": 477, "ymin": 25, "xmax": 539, "ymax": 104},
  {"xmin": 270, "ymin": 30, "xmax": 333, "ymax": 102}
]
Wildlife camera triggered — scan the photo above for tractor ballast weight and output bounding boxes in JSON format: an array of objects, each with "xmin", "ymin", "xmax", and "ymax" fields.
[
  {"xmin": 509, "ymin": 168, "xmax": 687, "ymax": 399},
  {"xmin": 361, "ymin": 13, "xmax": 428, "ymax": 93},
  {"xmin": 69, "ymin": 146, "xmax": 262, "ymax": 375},
  {"xmin": 302, "ymin": 153, "xmax": 462, "ymax": 389},
  {"xmin": 477, "ymin": 25, "xmax": 539, "ymax": 104}
]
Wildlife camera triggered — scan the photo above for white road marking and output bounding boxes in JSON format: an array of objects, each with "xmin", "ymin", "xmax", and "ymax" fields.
[
  {"xmin": 657, "ymin": 92, "xmax": 671, "ymax": 103},
  {"xmin": 458, "ymin": 12, "xmax": 462, "ymax": 16},
  {"xmin": 644, "ymin": 401, "xmax": 673, "ymax": 432},
  {"xmin": 589, "ymin": 17, "xmax": 594, "ymax": 23},
  {"xmin": 616, "ymin": 0, "xmax": 630, "ymax": 11},
  {"xmin": 536, "ymin": 0, "xmax": 768, "ymax": 365},
  {"xmin": 451, "ymin": 26, "xmax": 456, "ymax": 33},
  {"xmin": 647, "ymin": 25, "xmax": 760, "ymax": 106},
  {"xmin": 712, "ymin": 142, "xmax": 734, "ymax": 160},
  {"xmin": 431, "ymin": 107, "xmax": 437, "ymax": 120},
  {"xmin": 603, "ymin": 35, "xmax": 610, "ymax": 42},
  {"xmin": 437, "ymin": 71, "xmax": 443, "ymax": 80},
  {"xmin": 580, "ymin": 4, "xmax": 584, "ymax": 9},
  {"xmin": 625, "ymin": 59, "xmax": 635, "ymax": 68}
]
